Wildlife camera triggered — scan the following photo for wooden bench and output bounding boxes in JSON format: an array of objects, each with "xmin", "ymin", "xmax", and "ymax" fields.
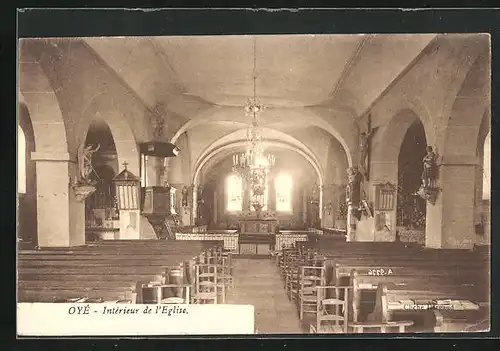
[
  {"xmin": 18, "ymin": 240, "xmax": 224, "ymax": 304},
  {"xmin": 368, "ymin": 282, "xmax": 489, "ymax": 332},
  {"xmin": 277, "ymin": 242, "xmax": 489, "ymax": 333}
]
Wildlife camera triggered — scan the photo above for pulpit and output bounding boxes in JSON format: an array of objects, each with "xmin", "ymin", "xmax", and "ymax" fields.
[
  {"xmin": 142, "ymin": 185, "xmax": 177, "ymax": 239},
  {"xmin": 238, "ymin": 215, "xmax": 277, "ymax": 255}
]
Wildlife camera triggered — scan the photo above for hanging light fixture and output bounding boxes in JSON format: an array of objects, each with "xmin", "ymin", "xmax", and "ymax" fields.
[{"xmin": 232, "ymin": 37, "xmax": 276, "ymax": 184}]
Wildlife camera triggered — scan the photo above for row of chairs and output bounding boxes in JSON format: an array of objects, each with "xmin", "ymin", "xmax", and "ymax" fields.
[
  {"xmin": 277, "ymin": 244, "xmax": 349, "ymax": 333},
  {"xmin": 147, "ymin": 245, "xmax": 235, "ymax": 305}
]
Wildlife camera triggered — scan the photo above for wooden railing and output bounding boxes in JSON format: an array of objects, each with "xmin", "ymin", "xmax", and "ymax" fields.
[
  {"xmin": 322, "ymin": 227, "xmax": 347, "ymax": 236},
  {"xmin": 307, "ymin": 228, "xmax": 323, "ymax": 235},
  {"xmin": 175, "ymin": 232, "xmax": 239, "ymax": 253},
  {"xmin": 275, "ymin": 232, "xmax": 308, "ymax": 249},
  {"xmin": 176, "ymin": 225, "xmax": 208, "ymax": 234}
]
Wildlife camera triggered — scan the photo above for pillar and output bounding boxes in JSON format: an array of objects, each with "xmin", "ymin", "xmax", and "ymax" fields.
[
  {"xmin": 268, "ymin": 175, "xmax": 276, "ymax": 212},
  {"xmin": 179, "ymin": 185, "xmax": 192, "ymax": 226},
  {"xmin": 425, "ymin": 158, "xmax": 477, "ymax": 249},
  {"xmin": 302, "ymin": 188, "xmax": 308, "ymax": 224},
  {"xmin": 213, "ymin": 189, "xmax": 218, "ymax": 226},
  {"xmin": 191, "ymin": 184, "xmax": 198, "ymax": 225},
  {"xmin": 32, "ymin": 152, "xmax": 85, "ymax": 247},
  {"xmin": 242, "ymin": 179, "xmax": 251, "ymax": 212},
  {"xmin": 321, "ymin": 184, "xmax": 343, "ymax": 229}
]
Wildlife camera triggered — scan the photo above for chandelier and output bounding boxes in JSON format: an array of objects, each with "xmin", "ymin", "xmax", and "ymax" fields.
[{"xmin": 232, "ymin": 38, "xmax": 276, "ymax": 187}]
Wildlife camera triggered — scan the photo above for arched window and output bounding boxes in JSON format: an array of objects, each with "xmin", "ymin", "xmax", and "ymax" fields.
[
  {"xmin": 275, "ymin": 173, "xmax": 293, "ymax": 212},
  {"xmin": 483, "ymin": 132, "xmax": 490, "ymax": 200},
  {"xmin": 18, "ymin": 125, "xmax": 26, "ymax": 194},
  {"xmin": 226, "ymin": 174, "xmax": 243, "ymax": 212}
]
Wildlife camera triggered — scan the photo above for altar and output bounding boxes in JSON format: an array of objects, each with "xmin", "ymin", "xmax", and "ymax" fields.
[{"xmin": 238, "ymin": 216, "xmax": 278, "ymax": 255}]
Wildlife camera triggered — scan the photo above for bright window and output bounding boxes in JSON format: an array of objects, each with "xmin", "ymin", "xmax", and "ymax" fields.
[
  {"xmin": 275, "ymin": 173, "xmax": 293, "ymax": 212},
  {"xmin": 226, "ymin": 174, "xmax": 243, "ymax": 212},
  {"xmin": 483, "ymin": 132, "xmax": 490, "ymax": 200},
  {"xmin": 18, "ymin": 125, "xmax": 26, "ymax": 194}
]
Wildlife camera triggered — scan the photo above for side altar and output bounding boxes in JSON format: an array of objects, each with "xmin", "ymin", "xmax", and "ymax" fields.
[{"xmin": 237, "ymin": 211, "xmax": 277, "ymax": 255}]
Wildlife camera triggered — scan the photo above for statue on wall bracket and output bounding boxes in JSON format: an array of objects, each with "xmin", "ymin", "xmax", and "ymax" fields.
[
  {"xmin": 181, "ymin": 186, "xmax": 189, "ymax": 207},
  {"xmin": 72, "ymin": 143, "xmax": 100, "ymax": 202},
  {"xmin": 346, "ymin": 166, "xmax": 362, "ymax": 208},
  {"xmin": 416, "ymin": 146, "xmax": 440, "ymax": 205}
]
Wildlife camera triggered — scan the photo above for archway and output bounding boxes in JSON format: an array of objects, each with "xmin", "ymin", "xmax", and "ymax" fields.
[
  {"xmin": 83, "ymin": 120, "xmax": 120, "ymax": 239},
  {"xmin": 425, "ymin": 50, "xmax": 489, "ymax": 249},
  {"xmin": 79, "ymin": 93, "xmax": 141, "ymax": 178},
  {"xmin": 17, "ymin": 103, "xmax": 37, "ymax": 248},
  {"xmin": 474, "ymin": 111, "xmax": 490, "ymax": 245},
  {"xmin": 199, "ymin": 148, "xmax": 317, "ymax": 230},
  {"xmin": 368, "ymin": 109, "xmax": 430, "ymax": 243},
  {"xmin": 396, "ymin": 119, "xmax": 427, "ymax": 243}
]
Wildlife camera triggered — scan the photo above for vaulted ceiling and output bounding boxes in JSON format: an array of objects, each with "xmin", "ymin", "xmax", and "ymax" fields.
[
  {"xmin": 84, "ymin": 34, "xmax": 436, "ymax": 124},
  {"xmin": 80, "ymin": 34, "xmax": 438, "ymax": 182}
]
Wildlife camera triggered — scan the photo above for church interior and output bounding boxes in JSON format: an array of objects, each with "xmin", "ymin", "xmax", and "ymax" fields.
[{"xmin": 17, "ymin": 34, "xmax": 491, "ymax": 334}]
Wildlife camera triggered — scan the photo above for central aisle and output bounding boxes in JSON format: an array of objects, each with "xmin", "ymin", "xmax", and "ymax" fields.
[{"xmin": 225, "ymin": 257, "xmax": 304, "ymax": 334}]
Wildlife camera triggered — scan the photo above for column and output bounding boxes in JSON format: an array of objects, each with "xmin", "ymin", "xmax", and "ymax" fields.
[
  {"xmin": 213, "ymin": 189, "xmax": 218, "ymax": 226},
  {"xmin": 321, "ymin": 185, "xmax": 334, "ymax": 229},
  {"xmin": 268, "ymin": 175, "xmax": 276, "ymax": 212},
  {"xmin": 242, "ymin": 179, "xmax": 251, "ymax": 212},
  {"xmin": 32, "ymin": 152, "xmax": 85, "ymax": 247},
  {"xmin": 191, "ymin": 184, "xmax": 198, "ymax": 225},
  {"xmin": 302, "ymin": 188, "xmax": 308, "ymax": 224},
  {"xmin": 425, "ymin": 158, "xmax": 477, "ymax": 249}
]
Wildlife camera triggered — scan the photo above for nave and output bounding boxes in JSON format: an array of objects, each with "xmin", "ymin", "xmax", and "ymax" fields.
[
  {"xmin": 225, "ymin": 258, "xmax": 303, "ymax": 334},
  {"xmin": 17, "ymin": 33, "xmax": 491, "ymax": 336},
  {"xmin": 18, "ymin": 233, "xmax": 490, "ymax": 334}
]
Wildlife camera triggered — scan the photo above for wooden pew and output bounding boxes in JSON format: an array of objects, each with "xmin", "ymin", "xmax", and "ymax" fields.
[
  {"xmin": 369, "ymin": 283, "xmax": 489, "ymax": 332},
  {"xmin": 350, "ymin": 271, "xmax": 485, "ymax": 332},
  {"xmin": 285, "ymin": 242, "xmax": 488, "ymax": 333},
  {"xmin": 18, "ymin": 240, "xmax": 223, "ymax": 304}
]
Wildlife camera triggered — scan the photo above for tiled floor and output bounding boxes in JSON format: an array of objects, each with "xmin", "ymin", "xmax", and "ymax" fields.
[{"xmin": 225, "ymin": 257, "xmax": 304, "ymax": 334}]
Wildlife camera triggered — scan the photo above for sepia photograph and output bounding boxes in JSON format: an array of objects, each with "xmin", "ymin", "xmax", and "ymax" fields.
[{"xmin": 17, "ymin": 27, "xmax": 491, "ymax": 335}]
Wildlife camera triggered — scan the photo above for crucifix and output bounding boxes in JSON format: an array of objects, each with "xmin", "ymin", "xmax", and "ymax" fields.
[{"xmin": 359, "ymin": 114, "xmax": 379, "ymax": 181}]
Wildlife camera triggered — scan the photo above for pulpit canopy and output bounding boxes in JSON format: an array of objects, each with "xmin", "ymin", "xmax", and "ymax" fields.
[
  {"xmin": 139, "ymin": 141, "xmax": 180, "ymax": 157},
  {"xmin": 112, "ymin": 166, "xmax": 140, "ymax": 210}
]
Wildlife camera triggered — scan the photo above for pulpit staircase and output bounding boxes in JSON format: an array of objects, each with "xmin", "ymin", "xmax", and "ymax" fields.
[{"xmin": 157, "ymin": 215, "xmax": 180, "ymax": 240}]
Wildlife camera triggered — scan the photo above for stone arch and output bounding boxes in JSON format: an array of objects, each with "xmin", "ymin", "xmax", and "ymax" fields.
[
  {"xmin": 18, "ymin": 102, "xmax": 38, "ymax": 247},
  {"xmin": 194, "ymin": 141, "xmax": 324, "ymax": 188},
  {"xmin": 358, "ymin": 108, "xmax": 429, "ymax": 244},
  {"xmin": 193, "ymin": 127, "xmax": 325, "ymax": 181},
  {"xmin": 192, "ymin": 140, "xmax": 325, "ymax": 222},
  {"xmin": 19, "ymin": 58, "xmax": 73, "ymax": 246},
  {"xmin": 475, "ymin": 110, "xmax": 491, "ymax": 199},
  {"xmin": 371, "ymin": 109, "xmax": 427, "ymax": 182},
  {"xmin": 424, "ymin": 50, "xmax": 490, "ymax": 249},
  {"xmin": 79, "ymin": 92, "xmax": 140, "ymax": 177},
  {"xmin": 170, "ymin": 106, "xmax": 354, "ymax": 167},
  {"xmin": 474, "ymin": 112, "xmax": 491, "ymax": 245},
  {"xmin": 168, "ymin": 132, "xmax": 192, "ymax": 185},
  {"xmin": 19, "ymin": 79, "xmax": 68, "ymax": 154},
  {"xmin": 440, "ymin": 51, "xmax": 490, "ymax": 158},
  {"xmin": 438, "ymin": 35, "xmax": 490, "ymax": 139}
]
